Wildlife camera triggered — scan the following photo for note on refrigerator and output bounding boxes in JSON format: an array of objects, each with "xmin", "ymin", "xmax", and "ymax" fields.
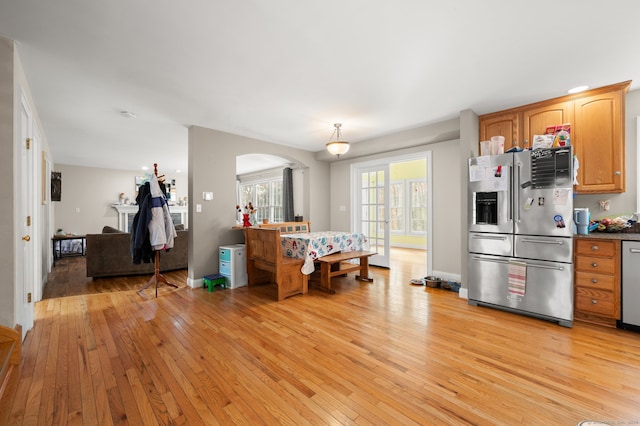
[
  {"xmin": 553, "ymin": 188, "xmax": 570, "ymax": 205},
  {"xmin": 469, "ymin": 156, "xmax": 491, "ymax": 182}
]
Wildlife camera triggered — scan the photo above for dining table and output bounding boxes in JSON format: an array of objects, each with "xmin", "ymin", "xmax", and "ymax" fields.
[{"xmin": 280, "ymin": 231, "xmax": 369, "ymax": 274}]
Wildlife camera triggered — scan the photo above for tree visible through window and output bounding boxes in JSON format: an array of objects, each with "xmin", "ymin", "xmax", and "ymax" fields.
[
  {"xmin": 410, "ymin": 180, "xmax": 427, "ymax": 233},
  {"xmin": 388, "ymin": 179, "xmax": 426, "ymax": 234},
  {"xmin": 240, "ymin": 178, "xmax": 283, "ymax": 223}
]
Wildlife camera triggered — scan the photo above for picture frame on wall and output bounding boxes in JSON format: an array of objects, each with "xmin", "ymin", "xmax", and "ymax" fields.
[{"xmin": 51, "ymin": 171, "xmax": 62, "ymax": 202}]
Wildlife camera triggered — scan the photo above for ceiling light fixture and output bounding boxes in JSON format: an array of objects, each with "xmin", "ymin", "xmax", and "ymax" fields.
[
  {"xmin": 567, "ymin": 85, "xmax": 589, "ymax": 94},
  {"xmin": 120, "ymin": 110, "xmax": 136, "ymax": 119},
  {"xmin": 326, "ymin": 123, "xmax": 350, "ymax": 157}
]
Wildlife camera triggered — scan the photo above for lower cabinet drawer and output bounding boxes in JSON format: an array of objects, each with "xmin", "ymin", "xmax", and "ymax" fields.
[
  {"xmin": 575, "ymin": 239, "xmax": 617, "ymax": 257},
  {"xmin": 575, "ymin": 256, "xmax": 616, "ymax": 274},
  {"xmin": 575, "ymin": 287, "xmax": 615, "ymax": 317},
  {"xmin": 574, "ymin": 271, "xmax": 615, "ymax": 291}
]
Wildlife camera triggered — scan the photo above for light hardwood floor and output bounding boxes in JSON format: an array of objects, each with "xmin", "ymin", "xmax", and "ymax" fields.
[{"xmin": 4, "ymin": 249, "xmax": 640, "ymax": 425}]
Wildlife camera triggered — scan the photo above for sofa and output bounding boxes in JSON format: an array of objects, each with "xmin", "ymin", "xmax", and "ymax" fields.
[{"xmin": 86, "ymin": 225, "xmax": 188, "ymax": 278}]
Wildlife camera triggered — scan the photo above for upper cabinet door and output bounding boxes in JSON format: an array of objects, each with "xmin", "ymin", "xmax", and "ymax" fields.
[
  {"xmin": 479, "ymin": 111, "xmax": 519, "ymax": 150},
  {"xmin": 574, "ymin": 90, "xmax": 625, "ymax": 193},
  {"xmin": 522, "ymin": 100, "xmax": 574, "ymax": 149}
]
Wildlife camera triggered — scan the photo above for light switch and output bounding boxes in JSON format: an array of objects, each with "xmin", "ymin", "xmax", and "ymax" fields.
[
  {"xmin": 196, "ymin": 204, "xmax": 202, "ymax": 213},
  {"xmin": 202, "ymin": 192, "xmax": 213, "ymax": 201},
  {"xmin": 339, "ymin": 205, "xmax": 347, "ymax": 212},
  {"xmin": 75, "ymin": 207, "xmax": 80, "ymax": 213}
]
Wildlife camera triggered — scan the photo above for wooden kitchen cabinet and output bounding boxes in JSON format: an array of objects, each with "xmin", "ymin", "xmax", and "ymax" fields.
[
  {"xmin": 479, "ymin": 111, "xmax": 519, "ymax": 148},
  {"xmin": 574, "ymin": 87, "xmax": 626, "ymax": 193},
  {"xmin": 478, "ymin": 80, "xmax": 630, "ymax": 194},
  {"xmin": 522, "ymin": 100, "xmax": 573, "ymax": 149},
  {"xmin": 574, "ymin": 238, "xmax": 621, "ymax": 327}
]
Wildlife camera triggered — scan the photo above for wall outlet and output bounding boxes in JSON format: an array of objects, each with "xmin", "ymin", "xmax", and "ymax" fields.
[{"xmin": 196, "ymin": 204, "xmax": 202, "ymax": 213}]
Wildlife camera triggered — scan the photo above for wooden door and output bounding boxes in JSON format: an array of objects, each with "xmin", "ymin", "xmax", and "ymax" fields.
[{"xmin": 355, "ymin": 164, "xmax": 390, "ymax": 268}]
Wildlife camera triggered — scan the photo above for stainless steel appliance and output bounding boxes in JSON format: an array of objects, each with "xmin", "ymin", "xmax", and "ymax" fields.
[
  {"xmin": 619, "ymin": 241, "xmax": 640, "ymax": 331},
  {"xmin": 468, "ymin": 147, "xmax": 574, "ymax": 327}
]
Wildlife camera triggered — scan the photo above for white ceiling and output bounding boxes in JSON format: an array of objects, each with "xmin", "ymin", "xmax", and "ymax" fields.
[{"xmin": 1, "ymin": 1, "xmax": 639, "ymax": 175}]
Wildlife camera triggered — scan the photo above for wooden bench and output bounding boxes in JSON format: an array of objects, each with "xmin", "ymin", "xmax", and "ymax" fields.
[
  {"xmin": 315, "ymin": 250, "xmax": 377, "ymax": 294},
  {"xmin": 245, "ymin": 227, "xmax": 308, "ymax": 301},
  {"xmin": 258, "ymin": 221, "xmax": 310, "ymax": 233},
  {"xmin": 0, "ymin": 324, "xmax": 21, "ymax": 424}
]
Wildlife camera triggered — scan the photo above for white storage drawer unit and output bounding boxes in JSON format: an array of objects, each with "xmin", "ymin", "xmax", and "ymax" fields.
[{"xmin": 219, "ymin": 244, "xmax": 248, "ymax": 288}]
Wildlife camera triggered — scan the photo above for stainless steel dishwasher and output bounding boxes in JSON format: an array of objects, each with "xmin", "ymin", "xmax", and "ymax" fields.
[{"xmin": 619, "ymin": 241, "xmax": 640, "ymax": 331}]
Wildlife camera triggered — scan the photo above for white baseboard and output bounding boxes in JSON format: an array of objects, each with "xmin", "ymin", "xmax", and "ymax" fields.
[
  {"xmin": 458, "ymin": 287, "xmax": 468, "ymax": 299},
  {"xmin": 187, "ymin": 277, "xmax": 200, "ymax": 289},
  {"xmin": 431, "ymin": 270, "xmax": 461, "ymax": 283},
  {"xmin": 431, "ymin": 270, "xmax": 466, "ymax": 299},
  {"xmin": 390, "ymin": 243, "xmax": 427, "ymax": 250}
]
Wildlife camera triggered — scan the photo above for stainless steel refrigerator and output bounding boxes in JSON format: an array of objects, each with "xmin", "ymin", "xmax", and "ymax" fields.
[{"xmin": 467, "ymin": 147, "xmax": 574, "ymax": 327}]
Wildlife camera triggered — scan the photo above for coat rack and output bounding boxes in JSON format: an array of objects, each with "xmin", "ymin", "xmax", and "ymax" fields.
[{"xmin": 138, "ymin": 163, "xmax": 179, "ymax": 297}]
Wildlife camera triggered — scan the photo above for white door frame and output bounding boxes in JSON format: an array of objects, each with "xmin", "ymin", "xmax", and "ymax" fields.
[
  {"xmin": 350, "ymin": 151, "xmax": 433, "ymax": 275},
  {"xmin": 32, "ymin": 124, "xmax": 43, "ymax": 302},
  {"xmin": 16, "ymin": 88, "xmax": 36, "ymax": 338}
]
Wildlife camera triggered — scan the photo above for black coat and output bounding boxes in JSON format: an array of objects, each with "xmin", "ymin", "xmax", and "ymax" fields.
[{"xmin": 130, "ymin": 182, "xmax": 153, "ymax": 263}]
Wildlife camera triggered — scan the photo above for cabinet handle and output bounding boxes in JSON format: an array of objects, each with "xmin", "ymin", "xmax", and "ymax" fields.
[
  {"xmin": 591, "ymin": 245, "xmax": 599, "ymax": 251},
  {"xmin": 592, "ymin": 262, "xmax": 598, "ymax": 267},
  {"xmin": 591, "ymin": 278, "xmax": 598, "ymax": 284},
  {"xmin": 591, "ymin": 300, "xmax": 598, "ymax": 304},
  {"xmin": 615, "ymin": 171, "xmax": 621, "ymax": 176}
]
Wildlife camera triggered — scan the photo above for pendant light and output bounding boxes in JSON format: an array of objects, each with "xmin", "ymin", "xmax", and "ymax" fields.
[{"xmin": 326, "ymin": 123, "xmax": 350, "ymax": 157}]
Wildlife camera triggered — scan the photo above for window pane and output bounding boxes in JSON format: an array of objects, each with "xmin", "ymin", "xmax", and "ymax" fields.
[
  {"xmin": 390, "ymin": 182, "xmax": 403, "ymax": 232},
  {"xmin": 410, "ymin": 180, "xmax": 427, "ymax": 233},
  {"xmin": 241, "ymin": 185, "xmax": 254, "ymax": 208}
]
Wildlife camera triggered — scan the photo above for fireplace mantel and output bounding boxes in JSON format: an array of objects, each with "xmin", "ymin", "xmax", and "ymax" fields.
[{"xmin": 112, "ymin": 204, "xmax": 188, "ymax": 232}]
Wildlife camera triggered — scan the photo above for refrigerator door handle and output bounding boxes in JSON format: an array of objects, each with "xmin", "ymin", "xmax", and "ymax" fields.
[
  {"xmin": 629, "ymin": 248, "xmax": 640, "ymax": 253},
  {"xmin": 471, "ymin": 256, "xmax": 509, "ymax": 264},
  {"xmin": 521, "ymin": 238, "xmax": 565, "ymax": 245},
  {"xmin": 471, "ymin": 235, "xmax": 508, "ymax": 241},
  {"xmin": 514, "ymin": 162, "xmax": 520, "ymax": 223},
  {"xmin": 508, "ymin": 163, "xmax": 513, "ymax": 222},
  {"xmin": 527, "ymin": 263, "xmax": 565, "ymax": 271},
  {"xmin": 471, "ymin": 256, "xmax": 565, "ymax": 271}
]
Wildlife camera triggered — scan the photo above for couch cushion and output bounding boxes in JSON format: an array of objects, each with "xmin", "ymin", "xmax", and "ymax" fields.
[
  {"xmin": 102, "ymin": 226, "xmax": 126, "ymax": 234},
  {"xmin": 86, "ymin": 229, "xmax": 188, "ymax": 278}
]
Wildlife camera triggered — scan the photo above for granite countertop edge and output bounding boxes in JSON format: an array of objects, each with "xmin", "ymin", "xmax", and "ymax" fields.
[{"xmin": 574, "ymin": 232, "xmax": 640, "ymax": 241}]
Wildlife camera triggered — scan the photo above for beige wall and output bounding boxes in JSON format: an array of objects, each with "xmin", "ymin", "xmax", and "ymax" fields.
[
  {"xmin": 459, "ymin": 109, "xmax": 480, "ymax": 295},
  {"xmin": 187, "ymin": 126, "xmax": 330, "ymax": 285},
  {"xmin": 53, "ymin": 164, "xmax": 188, "ymax": 235},
  {"xmin": 0, "ymin": 37, "xmax": 15, "ymax": 327}
]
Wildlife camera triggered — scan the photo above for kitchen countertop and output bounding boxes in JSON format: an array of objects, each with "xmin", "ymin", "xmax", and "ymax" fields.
[{"xmin": 574, "ymin": 232, "xmax": 640, "ymax": 241}]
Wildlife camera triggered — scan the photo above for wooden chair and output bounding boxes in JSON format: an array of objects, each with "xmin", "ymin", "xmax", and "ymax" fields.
[{"xmin": 245, "ymin": 227, "xmax": 308, "ymax": 301}]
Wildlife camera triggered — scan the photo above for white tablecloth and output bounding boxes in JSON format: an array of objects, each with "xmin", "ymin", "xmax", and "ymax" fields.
[{"xmin": 280, "ymin": 231, "xmax": 368, "ymax": 274}]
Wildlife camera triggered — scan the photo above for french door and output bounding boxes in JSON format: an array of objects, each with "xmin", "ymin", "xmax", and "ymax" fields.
[{"xmin": 354, "ymin": 164, "xmax": 390, "ymax": 268}]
